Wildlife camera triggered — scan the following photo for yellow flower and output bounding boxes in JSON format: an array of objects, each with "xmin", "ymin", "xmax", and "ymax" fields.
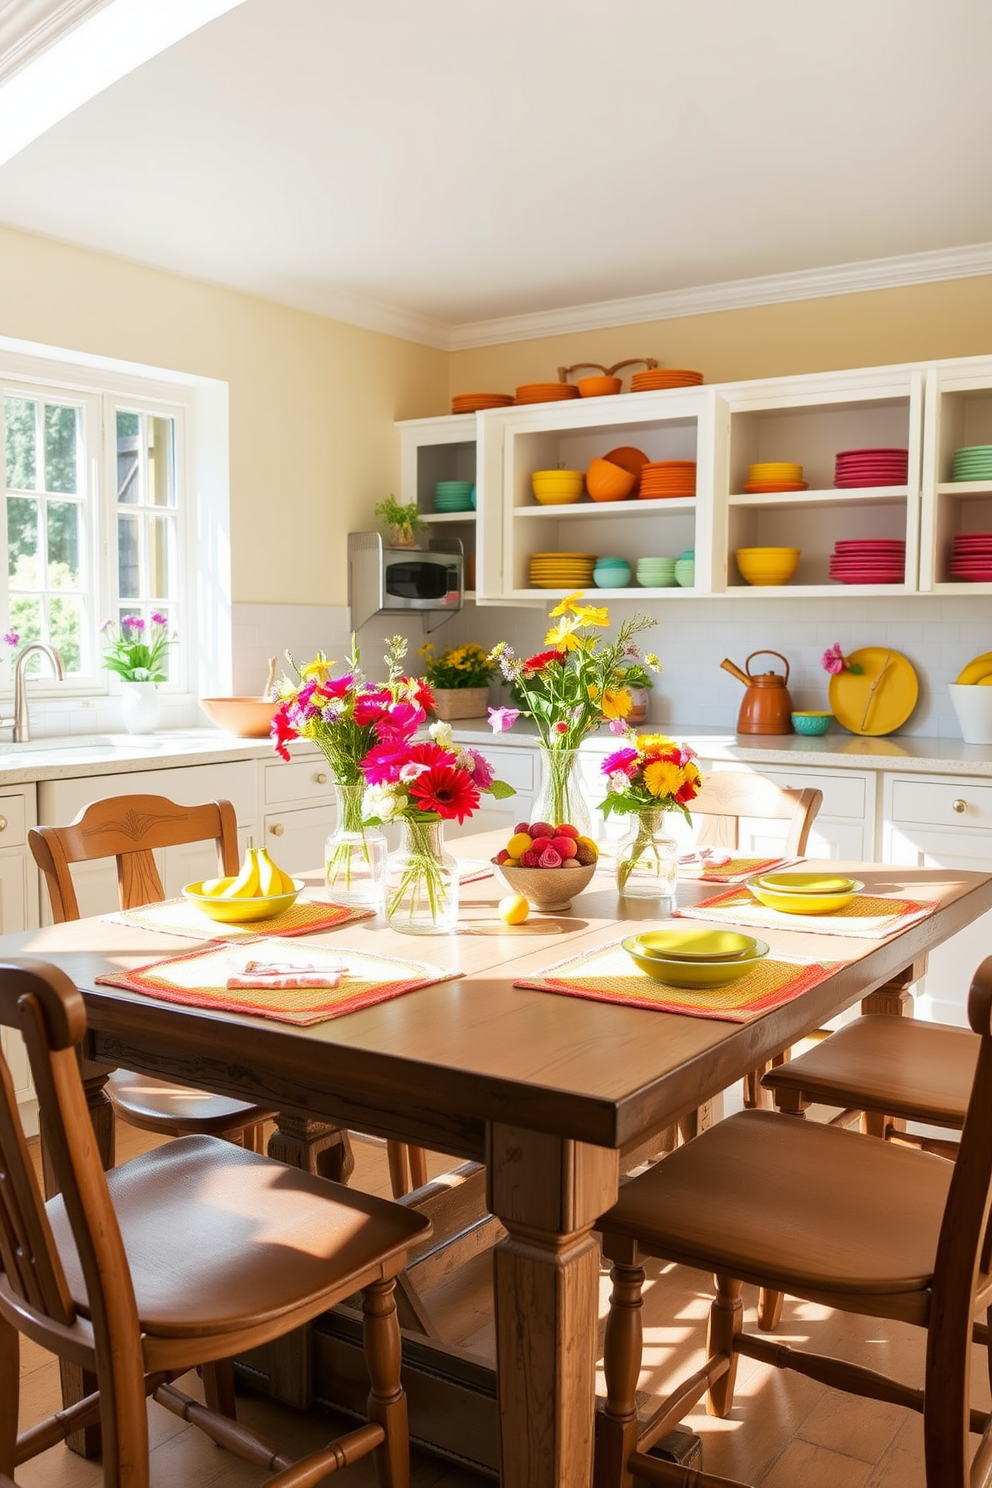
[
  {"xmin": 299, "ymin": 654, "xmax": 332, "ymax": 683},
  {"xmin": 643, "ymin": 760, "xmax": 684, "ymax": 798},
  {"xmin": 572, "ymin": 602, "xmax": 610, "ymax": 628},
  {"xmin": 601, "ymin": 687, "xmax": 633, "ymax": 719},
  {"xmin": 637, "ymin": 732, "xmax": 677, "ymax": 753},
  {"xmin": 545, "ymin": 614, "xmax": 583, "ymax": 649},
  {"xmin": 548, "ymin": 592, "xmax": 587, "ymax": 619}
]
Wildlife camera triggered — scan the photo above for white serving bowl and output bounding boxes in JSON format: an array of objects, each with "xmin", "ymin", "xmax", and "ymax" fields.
[{"xmin": 948, "ymin": 683, "xmax": 992, "ymax": 745}]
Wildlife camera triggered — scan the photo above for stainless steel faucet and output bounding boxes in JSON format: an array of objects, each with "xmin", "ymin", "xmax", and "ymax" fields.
[{"xmin": 2, "ymin": 643, "xmax": 67, "ymax": 742}]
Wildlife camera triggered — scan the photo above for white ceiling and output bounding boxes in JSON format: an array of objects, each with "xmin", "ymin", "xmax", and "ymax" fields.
[{"xmin": 1, "ymin": 0, "xmax": 991, "ymax": 349}]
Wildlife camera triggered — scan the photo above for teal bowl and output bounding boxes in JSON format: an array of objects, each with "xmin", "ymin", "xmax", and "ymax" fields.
[{"xmin": 791, "ymin": 711, "xmax": 833, "ymax": 736}]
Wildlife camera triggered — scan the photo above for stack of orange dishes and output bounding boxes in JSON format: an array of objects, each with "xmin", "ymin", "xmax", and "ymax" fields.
[
  {"xmin": 514, "ymin": 383, "xmax": 580, "ymax": 405},
  {"xmin": 630, "ymin": 368, "xmax": 704, "ymax": 392},
  {"xmin": 603, "ymin": 446, "xmax": 649, "ymax": 493},
  {"xmin": 639, "ymin": 460, "xmax": 697, "ymax": 498},
  {"xmin": 743, "ymin": 461, "xmax": 808, "ymax": 494},
  {"xmin": 451, "ymin": 392, "xmax": 514, "ymax": 414},
  {"xmin": 528, "ymin": 552, "xmax": 597, "ymax": 589}
]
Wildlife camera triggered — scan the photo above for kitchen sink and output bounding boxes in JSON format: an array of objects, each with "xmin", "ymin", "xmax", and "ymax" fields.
[{"xmin": 0, "ymin": 734, "xmax": 173, "ymax": 754}]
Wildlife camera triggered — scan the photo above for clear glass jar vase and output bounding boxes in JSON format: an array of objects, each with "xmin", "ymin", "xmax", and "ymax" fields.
[
  {"xmin": 325, "ymin": 780, "xmax": 386, "ymax": 909},
  {"xmin": 615, "ymin": 808, "xmax": 678, "ymax": 902},
  {"xmin": 385, "ymin": 817, "xmax": 458, "ymax": 934},
  {"xmin": 532, "ymin": 744, "xmax": 592, "ymax": 836}
]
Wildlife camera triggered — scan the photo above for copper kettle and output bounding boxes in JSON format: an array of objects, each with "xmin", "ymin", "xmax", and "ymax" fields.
[{"xmin": 721, "ymin": 651, "xmax": 794, "ymax": 735}]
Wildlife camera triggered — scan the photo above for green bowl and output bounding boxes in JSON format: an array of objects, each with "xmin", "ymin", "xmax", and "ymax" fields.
[{"xmin": 791, "ymin": 711, "xmax": 833, "ymax": 736}]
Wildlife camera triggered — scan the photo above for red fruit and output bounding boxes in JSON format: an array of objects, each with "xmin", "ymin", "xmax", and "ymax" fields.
[
  {"xmin": 519, "ymin": 848, "xmax": 541, "ymax": 867},
  {"xmin": 529, "ymin": 821, "xmax": 554, "ymax": 838},
  {"xmin": 555, "ymin": 823, "xmax": 580, "ymax": 839},
  {"xmin": 574, "ymin": 843, "xmax": 597, "ymax": 866},
  {"xmin": 514, "ymin": 821, "xmax": 531, "ymax": 835},
  {"xmin": 551, "ymin": 835, "xmax": 577, "ymax": 859},
  {"xmin": 538, "ymin": 844, "xmax": 562, "ymax": 869},
  {"xmin": 495, "ymin": 848, "xmax": 511, "ymax": 864}
]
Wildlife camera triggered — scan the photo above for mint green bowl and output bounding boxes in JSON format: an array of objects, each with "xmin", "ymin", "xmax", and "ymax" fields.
[{"xmin": 792, "ymin": 711, "xmax": 833, "ymax": 736}]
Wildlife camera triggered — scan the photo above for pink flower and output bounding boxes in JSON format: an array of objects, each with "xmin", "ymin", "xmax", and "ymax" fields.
[
  {"xmin": 353, "ymin": 689, "xmax": 392, "ymax": 726},
  {"xmin": 488, "ymin": 706, "xmax": 520, "ymax": 734},
  {"xmin": 375, "ymin": 700, "xmax": 425, "ymax": 742},
  {"xmin": 271, "ymin": 704, "xmax": 298, "ymax": 762},
  {"xmin": 361, "ymin": 738, "xmax": 415, "ymax": 784},
  {"xmin": 821, "ymin": 643, "xmax": 846, "ymax": 675},
  {"xmin": 151, "ymin": 612, "xmax": 167, "ymax": 627},
  {"xmin": 464, "ymin": 748, "xmax": 495, "ymax": 788},
  {"xmin": 608, "ymin": 718, "xmax": 627, "ymax": 735},
  {"xmin": 553, "ymin": 720, "xmax": 569, "ymax": 735},
  {"xmin": 3, "ymin": 631, "xmax": 18, "ymax": 647},
  {"xmin": 602, "ymin": 747, "xmax": 639, "ymax": 778},
  {"xmin": 123, "ymin": 615, "xmax": 145, "ymax": 632}
]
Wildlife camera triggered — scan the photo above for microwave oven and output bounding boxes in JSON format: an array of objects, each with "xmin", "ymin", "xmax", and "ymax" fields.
[{"xmin": 348, "ymin": 532, "xmax": 464, "ymax": 630}]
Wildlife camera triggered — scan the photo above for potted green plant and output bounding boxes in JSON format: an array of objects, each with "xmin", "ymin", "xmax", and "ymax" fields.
[
  {"xmin": 374, "ymin": 495, "xmax": 428, "ymax": 550},
  {"xmin": 419, "ymin": 641, "xmax": 497, "ymax": 721}
]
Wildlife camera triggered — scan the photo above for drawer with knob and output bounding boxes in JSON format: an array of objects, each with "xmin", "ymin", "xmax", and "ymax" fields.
[
  {"xmin": 0, "ymin": 794, "xmax": 27, "ymax": 849},
  {"xmin": 888, "ymin": 777, "xmax": 992, "ymax": 831},
  {"xmin": 262, "ymin": 755, "xmax": 334, "ymax": 808}
]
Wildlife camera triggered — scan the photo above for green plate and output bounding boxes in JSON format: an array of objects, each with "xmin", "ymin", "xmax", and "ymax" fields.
[
  {"xmin": 625, "ymin": 927, "xmax": 758, "ymax": 962},
  {"xmin": 755, "ymin": 872, "xmax": 856, "ymax": 894},
  {"xmin": 621, "ymin": 936, "xmax": 770, "ymax": 988}
]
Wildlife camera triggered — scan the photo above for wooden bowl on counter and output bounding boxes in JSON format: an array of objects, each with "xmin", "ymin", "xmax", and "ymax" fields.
[
  {"xmin": 199, "ymin": 697, "xmax": 279, "ymax": 738},
  {"xmin": 493, "ymin": 859, "xmax": 597, "ymax": 912}
]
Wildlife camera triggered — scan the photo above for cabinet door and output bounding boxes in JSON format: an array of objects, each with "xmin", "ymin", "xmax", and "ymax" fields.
[{"xmin": 264, "ymin": 804, "xmax": 336, "ymax": 877}]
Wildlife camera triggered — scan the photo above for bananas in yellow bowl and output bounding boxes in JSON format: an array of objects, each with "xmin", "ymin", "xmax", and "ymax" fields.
[{"xmin": 183, "ymin": 847, "xmax": 303, "ymax": 923}]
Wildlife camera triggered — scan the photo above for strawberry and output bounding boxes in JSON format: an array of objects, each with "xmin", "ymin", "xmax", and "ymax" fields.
[{"xmin": 519, "ymin": 848, "xmax": 541, "ymax": 867}]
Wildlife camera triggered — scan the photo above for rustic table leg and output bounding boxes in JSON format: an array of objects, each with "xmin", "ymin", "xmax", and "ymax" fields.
[
  {"xmin": 267, "ymin": 1114, "xmax": 355, "ymax": 1181},
  {"xmin": 489, "ymin": 1123, "xmax": 619, "ymax": 1488}
]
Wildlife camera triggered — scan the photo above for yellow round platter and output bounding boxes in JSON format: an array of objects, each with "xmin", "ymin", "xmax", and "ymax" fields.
[
  {"xmin": 955, "ymin": 651, "xmax": 992, "ymax": 685},
  {"xmin": 828, "ymin": 647, "xmax": 919, "ymax": 736},
  {"xmin": 624, "ymin": 927, "xmax": 757, "ymax": 962}
]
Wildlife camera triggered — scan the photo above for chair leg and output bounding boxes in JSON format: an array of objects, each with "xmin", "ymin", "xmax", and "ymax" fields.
[
  {"xmin": 363, "ymin": 1278, "xmax": 409, "ymax": 1488},
  {"xmin": 757, "ymin": 1287, "xmax": 784, "ymax": 1332},
  {"xmin": 705, "ymin": 1276, "xmax": 742, "ymax": 1418},
  {"xmin": 0, "ymin": 1314, "xmax": 18, "ymax": 1475},
  {"xmin": 202, "ymin": 1357, "xmax": 237, "ymax": 1420},
  {"xmin": 407, "ymin": 1145, "xmax": 429, "ymax": 1191},
  {"xmin": 594, "ymin": 1261, "xmax": 645, "ymax": 1488},
  {"xmin": 242, "ymin": 1120, "xmax": 268, "ymax": 1154},
  {"xmin": 386, "ymin": 1141, "xmax": 411, "ymax": 1199}
]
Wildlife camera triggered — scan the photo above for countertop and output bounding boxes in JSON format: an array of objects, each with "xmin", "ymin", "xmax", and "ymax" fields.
[{"xmin": 1, "ymin": 723, "xmax": 991, "ymax": 786}]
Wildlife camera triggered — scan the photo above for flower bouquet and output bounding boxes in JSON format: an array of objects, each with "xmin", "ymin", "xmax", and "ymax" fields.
[
  {"xmin": 100, "ymin": 613, "xmax": 176, "ymax": 682},
  {"xmin": 600, "ymin": 735, "xmax": 702, "ymax": 898},
  {"xmin": 419, "ymin": 641, "xmax": 497, "ymax": 721},
  {"xmin": 489, "ymin": 592, "xmax": 660, "ymax": 833}
]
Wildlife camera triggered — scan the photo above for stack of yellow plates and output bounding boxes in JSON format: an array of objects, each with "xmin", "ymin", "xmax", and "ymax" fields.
[
  {"xmin": 528, "ymin": 552, "xmax": 597, "ymax": 588},
  {"xmin": 744, "ymin": 461, "xmax": 808, "ymax": 494},
  {"xmin": 746, "ymin": 872, "xmax": 862, "ymax": 915}
]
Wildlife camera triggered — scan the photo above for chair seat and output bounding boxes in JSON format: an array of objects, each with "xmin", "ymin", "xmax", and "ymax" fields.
[
  {"xmin": 761, "ymin": 1015, "xmax": 977, "ymax": 1127},
  {"xmin": 106, "ymin": 1068, "xmax": 277, "ymax": 1134},
  {"xmin": 600, "ymin": 1110, "xmax": 952, "ymax": 1298},
  {"xmin": 46, "ymin": 1134, "xmax": 430, "ymax": 1337}
]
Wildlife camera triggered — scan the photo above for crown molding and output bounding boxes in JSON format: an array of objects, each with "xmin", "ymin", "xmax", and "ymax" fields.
[
  {"xmin": 446, "ymin": 242, "xmax": 992, "ymax": 352},
  {"xmin": 0, "ymin": 0, "xmax": 110, "ymax": 87},
  {"xmin": 309, "ymin": 288, "xmax": 451, "ymax": 351}
]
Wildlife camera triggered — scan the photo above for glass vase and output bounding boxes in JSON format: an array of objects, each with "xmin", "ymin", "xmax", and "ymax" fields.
[
  {"xmin": 616, "ymin": 808, "xmax": 678, "ymax": 902},
  {"xmin": 532, "ymin": 744, "xmax": 592, "ymax": 836},
  {"xmin": 385, "ymin": 818, "xmax": 458, "ymax": 934},
  {"xmin": 324, "ymin": 780, "xmax": 387, "ymax": 909}
]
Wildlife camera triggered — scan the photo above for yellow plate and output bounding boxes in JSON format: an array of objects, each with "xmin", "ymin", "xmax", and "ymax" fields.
[
  {"xmin": 624, "ymin": 928, "xmax": 758, "ymax": 962},
  {"xmin": 183, "ymin": 878, "xmax": 303, "ymax": 922},
  {"xmin": 755, "ymin": 872, "xmax": 856, "ymax": 894},
  {"xmin": 955, "ymin": 651, "xmax": 992, "ymax": 685},
  {"xmin": 746, "ymin": 879, "xmax": 864, "ymax": 915},
  {"xmin": 828, "ymin": 647, "xmax": 919, "ymax": 736},
  {"xmin": 621, "ymin": 936, "xmax": 770, "ymax": 987}
]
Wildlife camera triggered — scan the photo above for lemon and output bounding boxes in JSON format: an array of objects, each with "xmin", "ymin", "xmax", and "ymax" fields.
[{"xmin": 498, "ymin": 893, "xmax": 530, "ymax": 925}]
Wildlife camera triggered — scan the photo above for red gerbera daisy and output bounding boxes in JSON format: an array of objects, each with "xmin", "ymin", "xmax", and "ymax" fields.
[
  {"xmin": 408, "ymin": 765, "xmax": 481, "ymax": 822},
  {"xmin": 522, "ymin": 649, "xmax": 566, "ymax": 674}
]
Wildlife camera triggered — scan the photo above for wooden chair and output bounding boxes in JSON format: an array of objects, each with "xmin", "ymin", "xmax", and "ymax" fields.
[
  {"xmin": 29, "ymin": 794, "xmax": 277, "ymax": 1151},
  {"xmin": 592, "ymin": 956, "xmax": 992, "ymax": 1488},
  {"xmin": 0, "ymin": 957, "xmax": 430, "ymax": 1488}
]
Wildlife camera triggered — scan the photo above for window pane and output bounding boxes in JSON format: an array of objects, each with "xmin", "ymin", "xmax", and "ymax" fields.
[
  {"xmin": 8, "ymin": 496, "xmax": 39, "ymax": 582},
  {"xmin": 4, "ymin": 396, "xmax": 36, "ymax": 491},
  {"xmin": 47, "ymin": 501, "xmax": 81, "ymax": 586},
  {"xmin": 118, "ymin": 514, "xmax": 139, "ymax": 599},
  {"xmin": 9, "ymin": 595, "xmax": 41, "ymax": 654},
  {"xmin": 148, "ymin": 416, "xmax": 175, "ymax": 506},
  {"xmin": 117, "ymin": 410, "xmax": 140, "ymax": 505},
  {"xmin": 44, "ymin": 404, "xmax": 78, "ymax": 494},
  {"xmin": 49, "ymin": 592, "xmax": 82, "ymax": 673},
  {"xmin": 148, "ymin": 514, "xmax": 172, "ymax": 598}
]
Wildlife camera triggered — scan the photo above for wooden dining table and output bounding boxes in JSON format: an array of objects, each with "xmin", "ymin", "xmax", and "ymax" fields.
[{"xmin": 4, "ymin": 833, "xmax": 992, "ymax": 1488}]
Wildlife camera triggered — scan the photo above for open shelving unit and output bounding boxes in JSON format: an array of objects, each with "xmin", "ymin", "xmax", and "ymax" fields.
[{"xmin": 920, "ymin": 359, "xmax": 992, "ymax": 593}]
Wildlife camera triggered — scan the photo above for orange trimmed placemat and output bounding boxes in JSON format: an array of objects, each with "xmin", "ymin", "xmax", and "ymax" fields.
[
  {"xmin": 678, "ymin": 855, "xmax": 797, "ymax": 884},
  {"xmin": 104, "ymin": 895, "xmax": 375, "ymax": 941},
  {"xmin": 675, "ymin": 886, "xmax": 937, "ymax": 938},
  {"xmin": 514, "ymin": 941, "xmax": 835, "ymax": 1023},
  {"xmin": 95, "ymin": 936, "xmax": 453, "ymax": 1025}
]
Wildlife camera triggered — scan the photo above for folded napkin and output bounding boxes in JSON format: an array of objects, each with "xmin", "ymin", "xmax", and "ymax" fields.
[
  {"xmin": 514, "ymin": 940, "xmax": 835, "ymax": 1023},
  {"xmin": 95, "ymin": 937, "xmax": 454, "ymax": 1025},
  {"xmin": 677, "ymin": 853, "xmax": 798, "ymax": 884},
  {"xmin": 675, "ymin": 885, "xmax": 937, "ymax": 938}
]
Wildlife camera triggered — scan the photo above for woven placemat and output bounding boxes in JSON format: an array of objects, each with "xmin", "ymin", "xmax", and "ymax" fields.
[
  {"xmin": 95, "ymin": 936, "xmax": 453, "ymax": 1025},
  {"xmin": 514, "ymin": 941, "xmax": 834, "ymax": 1023},
  {"xmin": 675, "ymin": 885, "xmax": 936, "ymax": 938},
  {"xmin": 678, "ymin": 855, "xmax": 797, "ymax": 884},
  {"xmin": 104, "ymin": 894, "xmax": 375, "ymax": 941}
]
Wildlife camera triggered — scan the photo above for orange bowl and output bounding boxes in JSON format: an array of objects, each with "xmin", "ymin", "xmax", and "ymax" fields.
[
  {"xmin": 199, "ymin": 697, "xmax": 279, "ymax": 737},
  {"xmin": 586, "ymin": 456, "xmax": 637, "ymax": 502},
  {"xmin": 577, "ymin": 376, "xmax": 622, "ymax": 398}
]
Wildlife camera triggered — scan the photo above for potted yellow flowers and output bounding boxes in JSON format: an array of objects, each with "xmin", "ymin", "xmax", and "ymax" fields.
[{"xmin": 419, "ymin": 641, "xmax": 497, "ymax": 721}]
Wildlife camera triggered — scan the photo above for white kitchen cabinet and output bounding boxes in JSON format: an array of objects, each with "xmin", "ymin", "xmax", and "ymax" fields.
[
  {"xmin": 397, "ymin": 413, "xmax": 481, "ymax": 597},
  {"xmin": 920, "ymin": 356, "xmax": 992, "ymax": 593},
  {"xmin": 446, "ymin": 744, "xmax": 535, "ymax": 838},
  {"xmin": 261, "ymin": 755, "xmax": 336, "ymax": 875},
  {"xmin": 696, "ymin": 760, "xmax": 876, "ymax": 861},
  {"xmin": 0, "ymin": 786, "xmax": 40, "ymax": 1130},
  {"xmin": 883, "ymin": 771, "xmax": 992, "ymax": 1025},
  {"xmin": 37, "ymin": 760, "xmax": 258, "ymax": 919}
]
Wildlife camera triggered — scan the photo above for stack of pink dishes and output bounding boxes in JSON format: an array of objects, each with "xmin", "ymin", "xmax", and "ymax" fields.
[
  {"xmin": 833, "ymin": 448, "xmax": 908, "ymax": 487},
  {"xmin": 949, "ymin": 532, "xmax": 992, "ymax": 582},
  {"xmin": 829, "ymin": 539, "xmax": 906, "ymax": 584}
]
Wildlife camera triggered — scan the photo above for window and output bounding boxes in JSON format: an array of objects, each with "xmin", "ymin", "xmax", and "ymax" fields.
[{"xmin": 2, "ymin": 374, "xmax": 186, "ymax": 686}]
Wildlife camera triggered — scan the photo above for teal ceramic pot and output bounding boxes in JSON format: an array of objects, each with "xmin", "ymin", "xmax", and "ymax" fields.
[{"xmin": 791, "ymin": 711, "xmax": 833, "ymax": 736}]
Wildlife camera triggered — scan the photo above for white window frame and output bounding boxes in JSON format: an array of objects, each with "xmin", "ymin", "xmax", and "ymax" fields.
[{"xmin": 0, "ymin": 339, "xmax": 231, "ymax": 704}]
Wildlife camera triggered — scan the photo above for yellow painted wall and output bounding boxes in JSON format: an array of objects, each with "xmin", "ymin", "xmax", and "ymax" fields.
[
  {"xmin": 448, "ymin": 276, "xmax": 992, "ymax": 394},
  {"xmin": 0, "ymin": 224, "xmax": 447, "ymax": 603}
]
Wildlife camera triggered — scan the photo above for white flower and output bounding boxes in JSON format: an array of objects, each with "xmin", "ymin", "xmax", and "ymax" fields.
[
  {"xmin": 399, "ymin": 761, "xmax": 430, "ymax": 781},
  {"xmin": 363, "ymin": 783, "xmax": 402, "ymax": 821},
  {"xmin": 453, "ymin": 747, "xmax": 475, "ymax": 772},
  {"xmin": 429, "ymin": 720, "xmax": 455, "ymax": 749},
  {"xmin": 609, "ymin": 770, "xmax": 631, "ymax": 791}
]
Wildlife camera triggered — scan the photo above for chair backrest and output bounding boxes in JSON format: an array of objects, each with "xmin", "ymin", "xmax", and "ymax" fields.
[
  {"xmin": 28, "ymin": 794, "xmax": 240, "ymax": 922},
  {"xmin": 691, "ymin": 772, "xmax": 822, "ymax": 856}
]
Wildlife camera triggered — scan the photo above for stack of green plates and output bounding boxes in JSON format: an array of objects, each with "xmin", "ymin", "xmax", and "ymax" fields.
[
  {"xmin": 951, "ymin": 446, "xmax": 992, "ymax": 482},
  {"xmin": 434, "ymin": 480, "xmax": 475, "ymax": 512}
]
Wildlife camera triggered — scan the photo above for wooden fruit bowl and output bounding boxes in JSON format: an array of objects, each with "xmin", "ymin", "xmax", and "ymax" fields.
[{"xmin": 493, "ymin": 860, "xmax": 597, "ymax": 912}]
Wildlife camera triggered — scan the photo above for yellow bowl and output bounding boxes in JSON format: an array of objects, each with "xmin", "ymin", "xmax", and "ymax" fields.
[
  {"xmin": 183, "ymin": 878, "xmax": 303, "ymax": 922},
  {"xmin": 621, "ymin": 935, "xmax": 770, "ymax": 988},
  {"xmin": 532, "ymin": 470, "xmax": 584, "ymax": 505},
  {"xmin": 755, "ymin": 872, "xmax": 856, "ymax": 894},
  {"xmin": 735, "ymin": 547, "xmax": 800, "ymax": 586},
  {"xmin": 746, "ymin": 878, "xmax": 863, "ymax": 915},
  {"xmin": 624, "ymin": 927, "xmax": 758, "ymax": 962}
]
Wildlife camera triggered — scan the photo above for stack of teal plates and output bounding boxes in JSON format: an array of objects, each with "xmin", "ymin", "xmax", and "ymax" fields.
[
  {"xmin": 635, "ymin": 556, "xmax": 677, "ymax": 587},
  {"xmin": 952, "ymin": 446, "xmax": 992, "ymax": 483},
  {"xmin": 434, "ymin": 480, "xmax": 475, "ymax": 512},
  {"xmin": 674, "ymin": 549, "xmax": 695, "ymax": 587}
]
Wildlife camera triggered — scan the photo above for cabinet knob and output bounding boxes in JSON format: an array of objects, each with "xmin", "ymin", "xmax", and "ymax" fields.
[
  {"xmin": 270, "ymin": 823, "xmax": 285, "ymax": 836},
  {"xmin": 314, "ymin": 772, "xmax": 328, "ymax": 785},
  {"xmin": 952, "ymin": 798, "xmax": 968, "ymax": 814},
  {"xmin": 0, "ymin": 814, "xmax": 7, "ymax": 833}
]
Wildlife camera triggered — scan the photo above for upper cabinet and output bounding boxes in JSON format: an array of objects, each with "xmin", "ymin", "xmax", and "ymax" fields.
[{"xmin": 397, "ymin": 356, "xmax": 991, "ymax": 605}]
